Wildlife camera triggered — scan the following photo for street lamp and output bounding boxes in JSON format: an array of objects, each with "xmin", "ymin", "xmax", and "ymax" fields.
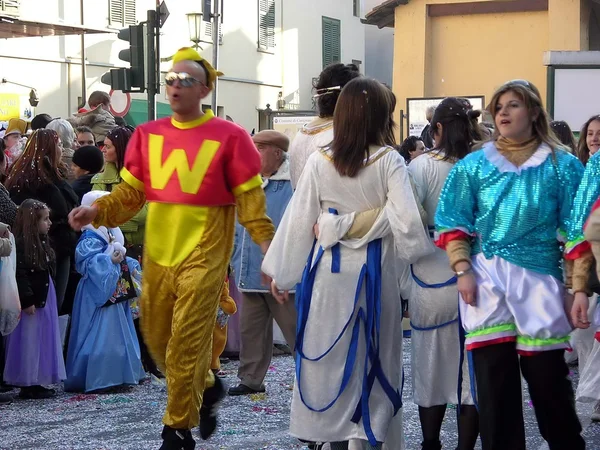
[
  {"xmin": 1, "ymin": 78, "xmax": 39, "ymax": 107},
  {"xmin": 186, "ymin": 12, "xmax": 203, "ymax": 50}
]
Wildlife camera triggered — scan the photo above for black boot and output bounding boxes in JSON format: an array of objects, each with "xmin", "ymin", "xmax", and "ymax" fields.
[
  {"xmin": 159, "ymin": 426, "xmax": 195, "ymax": 450},
  {"xmin": 471, "ymin": 342, "xmax": 526, "ymax": 450},
  {"xmin": 199, "ymin": 376, "xmax": 226, "ymax": 440},
  {"xmin": 520, "ymin": 350, "xmax": 585, "ymax": 450}
]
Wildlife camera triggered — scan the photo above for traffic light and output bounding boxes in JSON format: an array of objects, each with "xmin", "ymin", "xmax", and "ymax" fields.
[{"xmin": 101, "ymin": 24, "xmax": 146, "ymax": 93}]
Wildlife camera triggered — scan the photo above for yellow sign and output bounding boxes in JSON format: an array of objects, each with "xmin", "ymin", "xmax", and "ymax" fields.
[
  {"xmin": 0, "ymin": 94, "xmax": 20, "ymax": 120},
  {"xmin": 0, "ymin": 93, "xmax": 35, "ymax": 121}
]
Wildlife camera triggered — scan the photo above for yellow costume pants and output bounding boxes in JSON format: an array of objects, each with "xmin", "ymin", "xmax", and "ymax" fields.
[
  {"xmin": 140, "ymin": 208, "xmax": 235, "ymax": 429},
  {"xmin": 94, "ymin": 183, "xmax": 274, "ymax": 430}
]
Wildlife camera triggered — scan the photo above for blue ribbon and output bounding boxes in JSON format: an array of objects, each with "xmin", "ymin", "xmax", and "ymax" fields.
[
  {"xmin": 409, "ymin": 265, "xmax": 458, "ymax": 331},
  {"xmin": 410, "ymin": 265, "xmax": 456, "ymax": 289},
  {"xmin": 328, "ymin": 208, "xmax": 341, "ymax": 273},
  {"xmin": 294, "ymin": 238, "xmax": 401, "ymax": 446}
]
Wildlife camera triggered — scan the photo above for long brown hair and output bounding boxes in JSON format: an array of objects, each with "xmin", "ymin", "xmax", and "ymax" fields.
[
  {"xmin": 488, "ymin": 80, "xmax": 563, "ymax": 151},
  {"xmin": 576, "ymin": 115, "xmax": 600, "ymax": 165},
  {"xmin": 105, "ymin": 127, "xmax": 133, "ymax": 171},
  {"xmin": 5, "ymin": 129, "xmax": 66, "ymax": 192},
  {"xmin": 331, "ymin": 78, "xmax": 396, "ymax": 177},
  {"xmin": 13, "ymin": 199, "xmax": 55, "ymax": 270}
]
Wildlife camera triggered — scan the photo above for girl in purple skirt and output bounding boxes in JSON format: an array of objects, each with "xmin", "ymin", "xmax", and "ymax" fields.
[{"xmin": 3, "ymin": 199, "xmax": 66, "ymax": 399}]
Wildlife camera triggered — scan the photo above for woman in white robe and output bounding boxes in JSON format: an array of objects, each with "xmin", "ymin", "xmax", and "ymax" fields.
[
  {"xmin": 262, "ymin": 78, "xmax": 433, "ymax": 450},
  {"xmin": 317, "ymin": 98, "xmax": 481, "ymax": 450}
]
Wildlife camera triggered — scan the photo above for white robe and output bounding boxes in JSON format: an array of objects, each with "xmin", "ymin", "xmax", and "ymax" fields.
[
  {"xmin": 407, "ymin": 153, "xmax": 474, "ymax": 407},
  {"xmin": 262, "ymin": 146, "xmax": 433, "ymax": 445}
]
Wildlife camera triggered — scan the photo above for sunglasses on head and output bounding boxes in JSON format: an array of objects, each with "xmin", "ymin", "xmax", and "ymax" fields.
[
  {"xmin": 165, "ymin": 72, "xmax": 203, "ymax": 88},
  {"xmin": 503, "ymin": 79, "xmax": 533, "ymax": 89}
]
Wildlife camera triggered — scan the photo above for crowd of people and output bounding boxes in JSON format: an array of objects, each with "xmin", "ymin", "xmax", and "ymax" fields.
[{"xmin": 1, "ymin": 46, "xmax": 600, "ymax": 450}]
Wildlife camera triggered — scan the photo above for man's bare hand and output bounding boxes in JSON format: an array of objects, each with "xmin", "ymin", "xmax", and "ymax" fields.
[{"xmin": 68, "ymin": 205, "xmax": 98, "ymax": 231}]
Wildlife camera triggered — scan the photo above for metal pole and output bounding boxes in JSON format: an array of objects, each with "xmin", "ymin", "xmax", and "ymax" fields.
[
  {"xmin": 147, "ymin": 9, "xmax": 157, "ymax": 121},
  {"xmin": 155, "ymin": 2, "xmax": 161, "ymax": 95},
  {"xmin": 78, "ymin": 0, "xmax": 87, "ymax": 110},
  {"xmin": 211, "ymin": 0, "xmax": 220, "ymax": 113}
]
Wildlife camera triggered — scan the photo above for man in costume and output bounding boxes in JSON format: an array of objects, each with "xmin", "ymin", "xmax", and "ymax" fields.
[{"xmin": 69, "ymin": 47, "xmax": 275, "ymax": 450}]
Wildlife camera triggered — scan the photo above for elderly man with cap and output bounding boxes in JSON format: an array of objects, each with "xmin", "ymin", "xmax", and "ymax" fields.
[
  {"xmin": 68, "ymin": 47, "xmax": 274, "ymax": 450},
  {"xmin": 229, "ymin": 130, "xmax": 297, "ymax": 396}
]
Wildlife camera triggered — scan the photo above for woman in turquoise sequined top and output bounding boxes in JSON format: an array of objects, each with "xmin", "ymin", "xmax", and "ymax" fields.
[{"xmin": 434, "ymin": 80, "xmax": 585, "ymax": 450}]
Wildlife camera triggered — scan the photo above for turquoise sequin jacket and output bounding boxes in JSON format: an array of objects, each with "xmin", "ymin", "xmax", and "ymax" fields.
[{"xmin": 435, "ymin": 142, "xmax": 584, "ymax": 280}]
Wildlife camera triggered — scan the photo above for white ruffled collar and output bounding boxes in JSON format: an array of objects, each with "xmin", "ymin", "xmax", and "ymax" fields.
[{"xmin": 483, "ymin": 141, "xmax": 552, "ymax": 174}]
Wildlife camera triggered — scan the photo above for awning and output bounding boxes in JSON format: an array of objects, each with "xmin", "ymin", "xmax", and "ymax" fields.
[
  {"xmin": 0, "ymin": 15, "xmax": 117, "ymax": 39},
  {"xmin": 362, "ymin": 0, "xmax": 408, "ymax": 29}
]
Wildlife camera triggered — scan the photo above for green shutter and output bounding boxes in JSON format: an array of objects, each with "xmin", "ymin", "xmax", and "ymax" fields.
[
  {"xmin": 259, "ymin": 0, "xmax": 276, "ymax": 50},
  {"xmin": 322, "ymin": 17, "xmax": 341, "ymax": 69}
]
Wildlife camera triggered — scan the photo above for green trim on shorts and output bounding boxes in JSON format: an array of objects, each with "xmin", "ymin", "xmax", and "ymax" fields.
[{"xmin": 466, "ymin": 323, "xmax": 517, "ymax": 338}]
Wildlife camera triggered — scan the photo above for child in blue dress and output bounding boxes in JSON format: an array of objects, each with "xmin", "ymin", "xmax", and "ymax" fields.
[{"xmin": 65, "ymin": 191, "xmax": 145, "ymax": 393}]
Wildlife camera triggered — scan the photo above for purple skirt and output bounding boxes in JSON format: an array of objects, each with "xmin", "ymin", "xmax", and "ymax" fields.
[{"xmin": 4, "ymin": 276, "xmax": 66, "ymax": 386}]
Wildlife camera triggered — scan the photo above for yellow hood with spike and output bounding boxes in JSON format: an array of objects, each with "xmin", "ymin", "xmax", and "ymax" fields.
[{"xmin": 172, "ymin": 47, "xmax": 223, "ymax": 90}]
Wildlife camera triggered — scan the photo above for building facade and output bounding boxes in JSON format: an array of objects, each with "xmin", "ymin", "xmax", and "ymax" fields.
[
  {"xmin": 0, "ymin": 0, "xmax": 366, "ymax": 132},
  {"xmin": 365, "ymin": 0, "xmax": 600, "ymax": 138}
]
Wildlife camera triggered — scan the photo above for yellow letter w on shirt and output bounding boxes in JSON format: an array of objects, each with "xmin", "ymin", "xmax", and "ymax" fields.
[{"xmin": 148, "ymin": 133, "xmax": 221, "ymax": 194}]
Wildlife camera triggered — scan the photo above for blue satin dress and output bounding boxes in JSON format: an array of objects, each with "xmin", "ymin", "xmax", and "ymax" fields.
[{"xmin": 65, "ymin": 231, "xmax": 145, "ymax": 393}]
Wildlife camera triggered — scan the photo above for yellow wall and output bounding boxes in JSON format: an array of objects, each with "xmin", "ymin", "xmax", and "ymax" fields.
[
  {"xmin": 392, "ymin": 0, "xmax": 585, "ymax": 139},
  {"xmin": 548, "ymin": 0, "xmax": 589, "ymax": 51},
  {"xmin": 426, "ymin": 11, "xmax": 548, "ymax": 104}
]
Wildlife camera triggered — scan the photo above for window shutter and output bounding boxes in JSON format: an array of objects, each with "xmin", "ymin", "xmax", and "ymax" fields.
[
  {"xmin": 0, "ymin": 0, "xmax": 20, "ymax": 15},
  {"xmin": 109, "ymin": 0, "xmax": 124, "ymax": 26},
  {"xmin": 322, "ymin": 17, "xmax": 341, "ymax": 69},
  {"xmin": 124, "ymin": 0, "xmax": 136, "ymax": 25},
  {"xmin": 258, "ymin": 0, "xmax": 275, "ymax": 50},
  {"xmin": 109, "ymin": 0, "xmax": 136, "ymax": 26}
]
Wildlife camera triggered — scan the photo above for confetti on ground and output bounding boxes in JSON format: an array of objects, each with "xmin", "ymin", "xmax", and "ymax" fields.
[
  {"xmin": 1, "ymin": 342, "xmax": 600, "ymax": 449},
  {"xmin": 250, "ymin": 392, "xmax": 268, "ymax": 401}
]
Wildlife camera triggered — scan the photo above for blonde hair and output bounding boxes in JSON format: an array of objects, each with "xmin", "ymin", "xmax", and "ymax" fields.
[{"xmin": 488, "ymin": 80, "xmax": 564, "ymax": 151}]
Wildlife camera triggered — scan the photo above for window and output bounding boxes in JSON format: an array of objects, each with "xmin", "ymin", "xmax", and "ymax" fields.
[
  {"xmin": 258, "ymin": 0, "xmax": 276, "ymax": 51},
  {"xmin": 352, "ymin": 59, "xmax": 362, "ymax": 71},
  {"xmin": 0, "ymin": 0, "xmax": 20, "ymax": 15},
  {"xmin": 322, "ymin": 17, "xmax": 341, "ymax": 69},
  {"xmin": 201, "ymin": 20, "xmax": 224, "ymax": 45},
  {"xmin": 109, "ymin": 0, "xmax": 136, "ymax": 27},
  {"xmin": 353, "ymin": 0, "xmax": 360, "ymax": 17}
]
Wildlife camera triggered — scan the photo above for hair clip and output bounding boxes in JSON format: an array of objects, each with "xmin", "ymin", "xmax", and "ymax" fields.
[{"xmin": 312, "ymin": 86, "xmax": 341, "ymax": 99}]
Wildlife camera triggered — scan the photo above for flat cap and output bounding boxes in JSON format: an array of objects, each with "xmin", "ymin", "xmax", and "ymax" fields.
[{"xmin": 252, "ymin": 130, "xmax": 290, "ymax": 152}]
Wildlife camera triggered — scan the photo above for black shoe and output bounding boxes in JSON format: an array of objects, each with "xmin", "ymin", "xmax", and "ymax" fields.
[
  {"xmin": 227, "ymin": 383, "xmax": 265, "ymax": 396},
  {"xmin": 421, "ymin": 440, "xmax": 442, "ymax": 450},
  {"xmin": 199, "ymin": 376, "xmax": 226, "ymax": 440},
  {"xmin": 150, "ymin": 367, "xmax": 166, "ymax": 379},
  {"xmin": 159, "ymin": 426, "xmax": 195, "ymax": 450},
  {"xmin": 19, "ymin": 385, "xmax": 56, "ymax": 399}
]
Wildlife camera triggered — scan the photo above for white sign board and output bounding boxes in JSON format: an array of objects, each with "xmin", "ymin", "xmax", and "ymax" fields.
[
  {"xmin": 407, "ymin": 97, "xmax": 485, "ymax": 138},
  {"xmin": 553, "ymin": 68, "xmax": 600, "ymax": 132},
  {"xmin": 272, "ymin": 115, "xmax": 318, "ymax": 141}
]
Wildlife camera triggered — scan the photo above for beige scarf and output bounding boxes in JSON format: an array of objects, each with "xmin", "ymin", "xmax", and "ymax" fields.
[{"xmin": 495, "ymin": 136, "xmax": 541, "ymax": 167}]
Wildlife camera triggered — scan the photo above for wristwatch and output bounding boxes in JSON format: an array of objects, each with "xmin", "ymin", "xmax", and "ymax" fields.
[{"xmin": 455, "ymin": 267, "xmax": 473, "ymax": 278}]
